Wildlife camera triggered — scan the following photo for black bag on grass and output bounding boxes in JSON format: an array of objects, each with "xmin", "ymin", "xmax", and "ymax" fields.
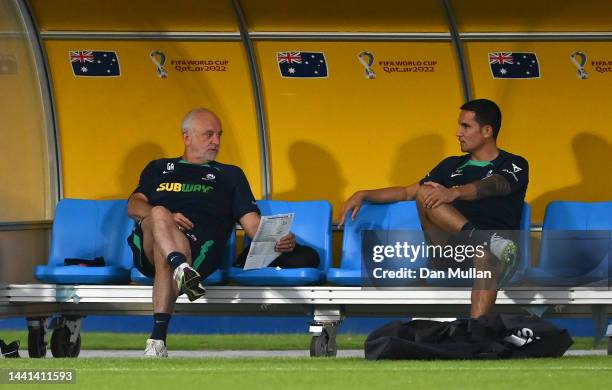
[
  {"xmin": 0, "ymin": 338, "xmax": 20, "ymax": 358},
  {"xmin": 364, "ymin": 314, "xmax": 573, "ymax": 360}
]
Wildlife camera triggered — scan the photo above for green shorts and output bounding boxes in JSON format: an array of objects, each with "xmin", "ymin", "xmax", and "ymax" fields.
[{"xmin": 127, "ymin": 223, "xmax": 219, "ymax": 279}]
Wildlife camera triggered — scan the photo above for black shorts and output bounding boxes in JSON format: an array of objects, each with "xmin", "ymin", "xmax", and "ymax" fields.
[
  {"xmin": 425, "ymin": 233, "xmax": 475, "ymax": 271},
  {"xmin": 127, "ymin": 223, "xmax": 222, "ymax": 279},
  {"xmin": 424, "ymin": 230, "xmax": 520, "ymax": 290}
]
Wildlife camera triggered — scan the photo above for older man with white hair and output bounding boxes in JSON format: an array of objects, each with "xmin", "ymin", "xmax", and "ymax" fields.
[{"xmin": 127, "ymin": 108, "xmax": 313, "ymax": 357}]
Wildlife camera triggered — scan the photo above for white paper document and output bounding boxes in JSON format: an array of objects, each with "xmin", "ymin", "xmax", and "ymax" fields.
[{"xmin": 243, "ymin": 213, "xmax": 295, "ymax": 270}]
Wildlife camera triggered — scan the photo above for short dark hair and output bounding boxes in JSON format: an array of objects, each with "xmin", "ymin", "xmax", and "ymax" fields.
[{"xmin": 460, "ymin": 99, "xmax": 502, "ymax": 139}]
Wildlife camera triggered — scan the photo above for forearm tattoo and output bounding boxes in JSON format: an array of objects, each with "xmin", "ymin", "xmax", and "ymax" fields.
[{"xmin": 475, "ymin": 175, "xmax": 511, "ymax": 198}]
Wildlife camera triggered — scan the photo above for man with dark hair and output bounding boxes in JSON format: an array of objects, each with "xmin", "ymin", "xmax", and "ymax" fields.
[
  {"xmin": 339, "ymin": 98, "xmax": 528, "ymax": 317},
  {"xmin": 127, "ymin": 108, "xmax": 318, "ymax": 357},
  {"xmin": 460, "ymin": 99, "xmax": 502, "ymax": 139}
]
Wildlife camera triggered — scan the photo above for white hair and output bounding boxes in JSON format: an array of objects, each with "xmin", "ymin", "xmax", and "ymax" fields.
[{"xmin": 181, "ymin": 108, "xmax": 213, "ymax": 133}]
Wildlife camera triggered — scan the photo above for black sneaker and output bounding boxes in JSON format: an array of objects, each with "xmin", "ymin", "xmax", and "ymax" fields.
[
  {"xmin": 490, "ymin": 233, "xmax": 518, "ymax": 287},
  {"xmin": 0, "ymin": 339, "xmax": 20, "ymax": 358},
  {"xmin": 173, "ymin": 263, "xmax": 206, "ymax": 302}
]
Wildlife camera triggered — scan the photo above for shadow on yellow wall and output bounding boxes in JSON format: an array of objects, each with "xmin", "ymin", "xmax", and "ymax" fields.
[
  {"xmin": 388, "ymin": 134, "xmax": 446, "ymax": 186},
  {"xmin": 99, "ymin": 142, "xmax": 165, "ymax": 200},
  {"xmin": 273, "ymin": 141, "xmax": 347, "ymax": 209},
  {"xmin": 530, "ymin": 133, "xmax": 612, "ymax": 222},
  {"xmin": 272, "ymin": 135, "xmax": 447, "ymax": 211},
  {"xmin": 269, "ymin": 136, "xmax": 448, "ymax": 265},
  {"xmin": 48, "ymin": 39, "xmax": 258, "ymax": 199},
  {"xmin": 271, "ymin": 141, "xmax": 346, "ymax": 265}
]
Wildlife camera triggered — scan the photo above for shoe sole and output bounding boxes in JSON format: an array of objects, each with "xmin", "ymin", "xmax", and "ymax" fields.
[
  {"xmin": 497, "ymin": 242, "xmax": 518, "ymax": 288},
  {"xmin": 500, "ymin": 241, "xmax": 517, "ymax": 263},
  {"xmin": 175, "ymin": 266, "xmax": 206, "ymax": 302},
  {"xmin": 144, "ymin": 352, "xmax": 168, "ymax": 357},
  {"xmin": 183, "ymin": 281, "xmax": 206, "ymax": 302},
  {"xmin": 181, "ymin": 275, "xmax": 206, "ymax": 302}
]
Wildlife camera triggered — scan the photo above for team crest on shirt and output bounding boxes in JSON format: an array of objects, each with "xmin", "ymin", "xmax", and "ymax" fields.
[
  {"xmin": 163, "ymin": 162, "xmax": 175, "ymax": 175},
  {"xmin": 202, "ymin": 173, "xmax": 216, "ymax": 181}
]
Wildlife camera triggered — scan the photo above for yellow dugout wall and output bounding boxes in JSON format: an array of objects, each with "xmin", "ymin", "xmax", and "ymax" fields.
[
  {"xmin": 241, "ymin": 0, "xmax": 449, "ymax": 32},
  {"xmin": 43, "ymin": 40, "xmax": 262, "ymax": 200},
  {"xmin": 30, "ymin": 0, "xmax": 263, "ymax": 200},
  {"xmin": 465, "ymin": 42, "xmax": 612, "ymax": 221},
  {"xmin": 0, "ymin": 36, "xmax": 52, "ymax": 221},
  {"xmin": 256, "ymin": 41, "xmax": 463, "ymax": 210},
  {"xmin": 453, "ymin": 0, "xmax": 612, "ymax": 221},
  {"xmin": 454, "ymin": 0, "xmax": 612, "ymax": 32},
  {"xmin": 7, "ymin": 0, "xmax": 612, "ymax": 225},
  {"xmin": 0, "ymin": 1, "xmax": 54, "ymax": 222},
  {"xmin": 30, "ymin": 0, "xmax": 239, "ymax": 32}
]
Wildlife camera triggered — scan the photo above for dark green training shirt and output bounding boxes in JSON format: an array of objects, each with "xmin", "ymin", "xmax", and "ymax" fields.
[
  {"xmin": 134, "ymin": 157, "xmax": 259, "ymax": 256},
  {"xmin": 420, "ymin": 150, "xmax": 529, "ymax": 230}
]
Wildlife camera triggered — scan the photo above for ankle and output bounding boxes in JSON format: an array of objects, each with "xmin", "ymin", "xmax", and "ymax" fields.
[
  {"xmin": 151, "ymin": 313, "xmax": 171, "ymax": 341},
  {"xmin": 166, "ymin": 252, "xmax": 186, "ymax": 270}
]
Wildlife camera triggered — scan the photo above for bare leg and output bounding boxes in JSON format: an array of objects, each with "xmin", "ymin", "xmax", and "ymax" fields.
[
  {"xmin": 415, "ymin": 186, "xmax": 498, "ymax": 317},
  {"xmin": 141, "ymin": 206, "xmax": 192, "ymax": 314},
  {"xmin": 416, "ymin": 188, "xmax": 454, "ymax": 245},
  {"xmin": 470, "ymin": 290, "xmax": 497, "ymax": 318},
  {"xmin": 470, "ymin": 251, "xmax": 502, "ymax": 317},
  {"xmin": 152, "ymin": 243, "xmax": 180, "ymax": 314},
  {"xmin": 147, "ymin": 206, "xmax": 191, "ymax": 260},
  {"xmin": 415, "ymin": 186, "xmax": 467, "ymax": 232}
]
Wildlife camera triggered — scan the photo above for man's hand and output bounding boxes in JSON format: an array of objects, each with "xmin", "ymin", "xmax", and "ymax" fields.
[
  {"xmin": 173, "ymin": 212, "xmax": 194, "ymax": 231},
  {"xmin": 275, "ymin": 232, "xmax": 296, "ymax": 252},
  {"xmin": 338, "ymin": 191, "xmax": 365, "ymax": 226},
  {"xmin": 421, "ymin": 181, "xmax": 459, "ymax": 208}
]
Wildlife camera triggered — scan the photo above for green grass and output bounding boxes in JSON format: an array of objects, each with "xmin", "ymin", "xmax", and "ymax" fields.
[
  {"xmin": 1, "ymin": 356, "xmax": 611, "ymax": 390},
  {"xmin": 0, "ymin": 331, "xmax": 606, "ymax": 350},
  {"xmin": 1, "ymin": 331, "xmax": 361, "ymax": 350}
]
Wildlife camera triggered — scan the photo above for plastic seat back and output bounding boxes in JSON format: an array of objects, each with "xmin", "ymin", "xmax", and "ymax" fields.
[
  {"xmin": 36, "ymin": 199, "xmax": 133, "ymax": 284},
  {"xmin": 509, "ymin": 202, "xmax": 532, "ymax": 284},
  {"xmin": 538, "ymin": 201, "xmax": 612, "ymax": 278},
  {"xmin": 250, "ymin": 200, "xmax": 332, "ymax": 272},
  {"xmin": 47, "ymin": 199, "xmax": 133, "ymax": 269},
  {"xmin": 340, "ymin": 201, "xmax": 422, "ymax": 270}
]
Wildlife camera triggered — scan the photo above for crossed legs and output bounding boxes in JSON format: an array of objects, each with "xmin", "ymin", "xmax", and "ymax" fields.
[
  {"xmin": 142, "ymin": 193, "xmax": 499, "ymax": 318},
  {"xmin": 141, "ymin": 206, "xmax": 192, "ymax": 313},
  {"xmin": 415, "ymin": 186, "xmax": 500, "ymax": 317}
]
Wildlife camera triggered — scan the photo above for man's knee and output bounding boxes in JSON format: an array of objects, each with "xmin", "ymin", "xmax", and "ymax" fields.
[
  {"xmin": 148, "ymin": 206, "xmax": 174, "ymax": 226},
  {"xmin": 141, "ymin": 206, "xmax": 173, "ymax": 239},
  {"xmin": 415, "ymin": 185, "xmax": 431, "ymax": 209}
]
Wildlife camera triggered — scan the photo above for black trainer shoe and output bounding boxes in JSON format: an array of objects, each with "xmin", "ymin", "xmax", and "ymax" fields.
[{"xmin": 173, "ymin": 263, "xmax": 206, "ymax": 302}]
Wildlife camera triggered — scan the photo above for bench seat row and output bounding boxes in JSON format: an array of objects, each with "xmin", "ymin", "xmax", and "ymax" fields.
[{"xmin": 34, "ymin": 199, "xmax": 612, "ymax": 287}]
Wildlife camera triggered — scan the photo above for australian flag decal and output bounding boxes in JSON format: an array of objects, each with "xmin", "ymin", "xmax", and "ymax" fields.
[
  {"xmin": 489, "ymin": 52, "xmax": 540, "ymax": 79},
  {"xmin": 70, "ymin": 51, "xmax": 121, "ymax": 77},
  {"xmin": 277, "ymin": 51, "xmax": 328, "ymax": 78}
]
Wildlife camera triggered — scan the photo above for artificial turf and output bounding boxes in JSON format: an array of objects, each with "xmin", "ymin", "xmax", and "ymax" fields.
[
  {"xmin": 1, "ymin": 356, "xmax": 611, "ymax": 390},
  {"xmin": 0, "ymin": 331, "xmax": 606, "ymax": 351}
]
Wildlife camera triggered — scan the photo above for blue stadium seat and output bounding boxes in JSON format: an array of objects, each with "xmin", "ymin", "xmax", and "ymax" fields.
[
  {"xmin": 511, "ymin": 202, "xmax": 532, "ymax": 284},
  {"xmin": 427, "ymin": 202, "xmax": 532, "ymax": 287},
  {"xmin": 227, "ymin": 200, "xmax": 332, "ymax": 286},
  {"xmin": 129, "ymin": 230, "xmax": 236, "ymax": 286},
  {"xmin": 525, "ymin": 201, "xmax": 612, "ymax": 286},
  {"xmin": 34, "ymin": 199, "xmax": 133, "ymax": 284},
  {"xmin": 327, "ymin": 201, "xmax": 423, "ymax": 286}
]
